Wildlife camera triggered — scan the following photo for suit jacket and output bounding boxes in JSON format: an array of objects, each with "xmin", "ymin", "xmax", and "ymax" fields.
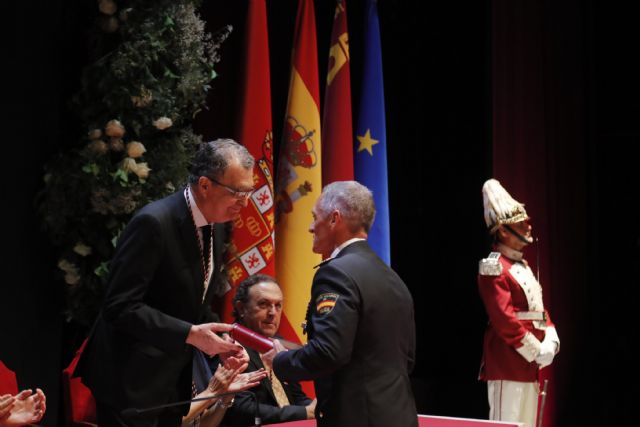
[
  {"xmin": 222, "ymin": 347, "xmax": 311, "ymax": 426},
  {"xmin": 273, "ymin": 241, "xmax": 418, "ymax": 427},
  {"xmin": 77, "ymin": 191, "xmax": 228, "ymax": 415}
]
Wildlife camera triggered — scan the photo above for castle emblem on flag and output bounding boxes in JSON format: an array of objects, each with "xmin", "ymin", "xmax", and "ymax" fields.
[
  {"xmin": 224, "ymin": 132, "xmax": 275, "ymax": 285},
  {"xmin": 240, "ymin": 247, "xmax": 267, "ymax": 276}
]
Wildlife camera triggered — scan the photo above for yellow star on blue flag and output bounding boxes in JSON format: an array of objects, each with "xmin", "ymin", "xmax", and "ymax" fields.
[
  {"xmin": 353, "ymin": 0, "xmax": 390, "ymax": 265},
  {"xmin": 357, "ymin": 129, "xmax": 379, "ymax": 155}
]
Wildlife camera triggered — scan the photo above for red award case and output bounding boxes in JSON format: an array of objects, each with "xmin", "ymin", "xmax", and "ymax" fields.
[{"xmin": 230, "ymin": 323, "xmax": 274, "ymax": 353}]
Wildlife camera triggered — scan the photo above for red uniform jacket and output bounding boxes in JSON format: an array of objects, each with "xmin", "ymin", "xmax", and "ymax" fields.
[{"xmin": 478, "ymin": 247, "xmax": 555, "ymax": 382}]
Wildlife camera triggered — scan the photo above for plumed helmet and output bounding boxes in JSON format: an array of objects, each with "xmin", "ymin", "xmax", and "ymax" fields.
[{"xmin": 482, "ymin": 178, "xmax": 529, "ymax": 234}]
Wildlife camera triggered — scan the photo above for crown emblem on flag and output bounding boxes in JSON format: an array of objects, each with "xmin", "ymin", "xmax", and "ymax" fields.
[{"xmin": 283, "ymin": 116, "xmax": 317, "ymax": 168}]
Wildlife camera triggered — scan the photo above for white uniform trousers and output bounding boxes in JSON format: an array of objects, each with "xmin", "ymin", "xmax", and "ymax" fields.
[{"xmin": 488, "ymin": 380, "xmax": 538, "ymax": 427}]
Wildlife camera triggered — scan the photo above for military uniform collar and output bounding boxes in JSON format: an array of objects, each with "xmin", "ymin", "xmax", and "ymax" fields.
[
  {"xmin": 496, "ymin": 243, "xmax": 524, "ymax": 261},
  {"xmin": 313, "ymin": 257, "xmax": 333, "ymax": 269},
  {"xmin": 330, "ymin": 237, "xmax": 366, "ymax": 259},
  {"xmin": 313, "ymin": 238, "xmax": 367, "ymax": 269}
]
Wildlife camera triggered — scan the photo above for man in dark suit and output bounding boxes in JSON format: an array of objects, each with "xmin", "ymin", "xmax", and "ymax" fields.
[
  {"xmin": 264, "ymin": 181, "xmax": 418, "ymax": 427},
  {"xmin": 77, "ymin": 139, "xmax": 255, "ymax": 427},
  {"xmin": 220, "ymin": 274, "xmax": 315, "ymax": 426}
]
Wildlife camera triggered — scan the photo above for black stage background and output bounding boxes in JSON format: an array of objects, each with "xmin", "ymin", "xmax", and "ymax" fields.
[{"xmin": 1, "ymin": 1, "xmax": 637, "ymax": 425}]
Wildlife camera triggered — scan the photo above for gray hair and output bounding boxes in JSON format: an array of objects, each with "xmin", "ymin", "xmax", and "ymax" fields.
[
  {"xmin": 188, "ymin": 138, "xmax": 255, "ymax": 183},
  {"xmin": 317, "ymin": 181, "xmax": 376, "ymax": 233}
]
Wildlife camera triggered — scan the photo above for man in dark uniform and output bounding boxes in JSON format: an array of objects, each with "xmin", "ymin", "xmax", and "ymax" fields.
[
  {"xmin": 264, "ymin": 181, "xmax": 417, "ymax": 427},
  {"xmin": 221, "ymin": 274, "xmax": 315, "ymax": 426},
  {"xmin": 77, "ymin": 139, "xmax": 254, "ymax": 427}
]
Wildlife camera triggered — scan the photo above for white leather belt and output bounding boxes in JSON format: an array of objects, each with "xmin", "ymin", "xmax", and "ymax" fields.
[{"xmin": 516, "ymin": 311, "xmax": 546, "ymax": 321}]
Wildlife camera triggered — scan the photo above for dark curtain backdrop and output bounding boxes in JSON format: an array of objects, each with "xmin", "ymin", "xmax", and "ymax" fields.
[
  {"xmin": 493, "ymin": 0, "xmax": 637, "ymax": 425},
  {"xmin": 2, "ymin": 1, "xmax": 92, "ymax": 425},
  {"xmin": 589, "ymin": 0, "xmax": 639, "ymax": 423},
  {"xmin": 1, "ymin": 1, "xmax": 636, "ymax": 426},
  {"xmin": 492, "ymin": 1, "xmax": 589, "ymax": 426}
]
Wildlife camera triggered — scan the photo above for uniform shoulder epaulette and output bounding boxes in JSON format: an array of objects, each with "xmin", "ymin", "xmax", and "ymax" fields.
[
  {"xmin": 313, "ymin": 257, "xmax": 335, "ymax": 269},
  {"xmin": 479, "ymin": 252, "xmax": 503, "ymax": 276}
]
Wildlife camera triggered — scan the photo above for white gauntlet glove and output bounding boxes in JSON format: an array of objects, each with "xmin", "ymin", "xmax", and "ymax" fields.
[
  {"xmin": 535, "ymin": 339, "xmax": 556, "ymax": 368},
  {"xmin": 535, "ymin": 327, "xmax": 560, "ymax": 368}
]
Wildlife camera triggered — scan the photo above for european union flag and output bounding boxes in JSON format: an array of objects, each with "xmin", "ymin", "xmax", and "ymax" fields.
[{"xmin": 354, "ymin": 0, "xmax": 390, "ymax": 264}]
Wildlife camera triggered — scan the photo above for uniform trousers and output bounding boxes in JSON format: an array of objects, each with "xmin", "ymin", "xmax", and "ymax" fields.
[{"xmin": 488, "ymin": 380, "xmax": 538, "ymax": 427}]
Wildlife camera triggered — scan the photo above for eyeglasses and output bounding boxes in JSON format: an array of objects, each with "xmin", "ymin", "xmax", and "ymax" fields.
[{"xmin": 206, "ymin": 176, "xmax": 254, "ymax": 199}]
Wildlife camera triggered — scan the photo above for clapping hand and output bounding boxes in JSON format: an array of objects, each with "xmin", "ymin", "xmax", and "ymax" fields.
[
  {"xmin": 0, "ymin": 394, "xmax": 15, "ymax": 420},
  {"xmin": 219, "ymin": 336, "xmax": 250, "ymax": 370},
  {"xmin": 207, "ymin": 364, "xmax": 266, "ymax": 396},
  {"xmin": 0, "ymin": 389, "xmax": 46, "ymax": 426}
]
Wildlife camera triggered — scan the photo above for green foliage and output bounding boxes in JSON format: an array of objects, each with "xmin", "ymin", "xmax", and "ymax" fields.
[{"xmin": 37, "ymin": 0, "xmax": 232, "ymax": 326}]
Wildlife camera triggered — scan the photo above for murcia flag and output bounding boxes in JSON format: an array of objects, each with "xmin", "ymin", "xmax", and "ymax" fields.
[{"xmin": 322, "ymin": 0, "xmax": 353, "ymax": 184}]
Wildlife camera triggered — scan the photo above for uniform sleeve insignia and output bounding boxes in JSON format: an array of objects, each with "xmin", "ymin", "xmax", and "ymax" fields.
[
  {"xmin": 479, "ymin": 252, "xmax": 502, "ymax": 276},
  {"xmin": 316, "ymin": 293, "xmax": 339, "ymax": 314}
]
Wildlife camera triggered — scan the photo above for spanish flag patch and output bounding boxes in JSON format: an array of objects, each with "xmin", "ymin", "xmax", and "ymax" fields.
[{"xmin": 316, "ymin": 293, "xmax": 339, "ymax": 314}]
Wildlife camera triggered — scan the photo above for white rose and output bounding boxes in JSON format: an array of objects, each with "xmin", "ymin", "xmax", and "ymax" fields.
[
  {"xmin": 121, "ymin": 159, "xmax": 151, "ymax": 179},
  {"xmin": 57, "ymin": 259, "xmax": 76, "ymax": 273},
  {"xmin": 122, "ymin": 157, "xmax": 137, "ymax": 172},
  {"xmin": 109, "ymin": 138, "xmax": 125, "ymax": 152},
  {"xmin": 58, "ymin": 259, "xmax": 81, "ymax": 285},
  {"xmin": 153, "ymin": 117, "xmax": 173, "ymax": 130},
  {"xmin": 73, "ymin": 242, "xmax": 92, "ymax": 257},
  {"xmin": 132, "ymin": 162, "xmax": 151, "ymax": 179},
  {"xmin": 99, "ymin": 0, "xmax": 117, "ymax": 15},
  {"xmin": 126, "ymin": 141, "xmax": 146, "ymax": 158},
  {"xmin": 105, "ymin": 119, "xmax": 125, "ymax": 137},
  {"xmin": 87, "ymin": 129, "xmax": 102, "ymax": 140},
  {"xmin": 88, "ymin": 140, "xmax": 108, "ymax": 155},
  {"xmin": 65, "ymin": 272, "xmax": 81, "ymax": 285}
]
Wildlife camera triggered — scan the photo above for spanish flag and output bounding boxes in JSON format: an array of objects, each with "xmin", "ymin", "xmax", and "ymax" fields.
[
  {"xmin": 275, "ymin": 0, "xmax": 322, "ymax": 344},
  {"xmin": 221, "ymin": 0, "xmax": 276, "ymax": 322}
]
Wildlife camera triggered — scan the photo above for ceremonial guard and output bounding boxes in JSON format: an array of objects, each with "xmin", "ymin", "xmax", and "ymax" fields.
[{"xmin": 477, "ymin": 179, "xmax": 560, "ymax": 427}]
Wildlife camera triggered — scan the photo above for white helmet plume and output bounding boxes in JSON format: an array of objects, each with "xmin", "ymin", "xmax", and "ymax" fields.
[{"xmin": 482, "ymin": 179, "xmax": 529, "ymax": 234}]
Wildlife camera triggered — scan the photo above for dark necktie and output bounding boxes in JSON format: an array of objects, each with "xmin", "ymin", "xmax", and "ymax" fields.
[
  {"xmin": 200, "ymin": 225, "xmax": 213, "ymax": 298},
  {"xmin": 201, "ymin": 224, "xmax": 212, "ymax": 263}
]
